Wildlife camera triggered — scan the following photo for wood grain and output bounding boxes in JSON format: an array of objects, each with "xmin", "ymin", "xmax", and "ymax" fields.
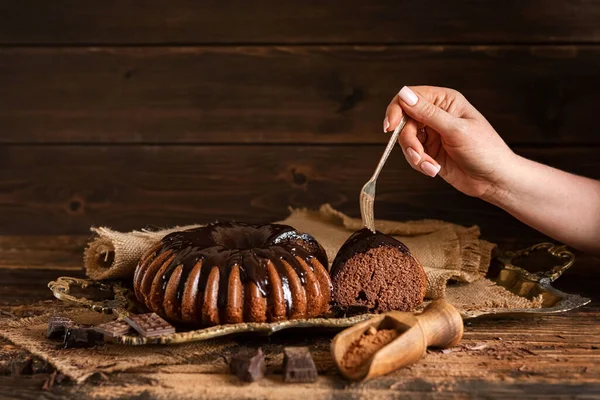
[
  {"xmin": 0, "ymin": 236, "xmax": 87, "ymax": 271},
  {"xmin": 1, "ymin": 46, "xmax": 599, "ymax": 144},
  {"xmin": 1, "ymin": 1, "xmax": 599, "ymax": 45},
  {"xmin": 0, "ymin": 375, "xmax": 72, "ymax": 400},
  {"xmin": 0, "ymin": 268, "xmax": 85, "ymax": 305},
  {"xmin": 0, "ymin": 144, "xmax": 598, "ymax": 237}
]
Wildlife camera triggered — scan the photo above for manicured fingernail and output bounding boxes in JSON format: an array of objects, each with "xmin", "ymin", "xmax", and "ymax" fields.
[
  {"xmin": 421, "ymin": 161, "xmax": 441, "ymax": 177},
  {"xmin": 406, "ymin": 147, "xmax": 421, "ymax": 165},
  {"xmin": 383, "ymin": 117, "xmax": 390, "ymax": 133},
  {"xmin": 398, "ymin": 86, "xmax": 418, "ymax": 106}
]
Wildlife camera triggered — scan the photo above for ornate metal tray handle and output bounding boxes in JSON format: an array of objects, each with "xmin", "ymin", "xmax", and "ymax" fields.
[
  {"xmin": 47, "ymin": 277, "xmax": 130, "ymax": 319},
  {"xmin": 496, "ymin": 242, "xmax": 575, "ymax": 284}
]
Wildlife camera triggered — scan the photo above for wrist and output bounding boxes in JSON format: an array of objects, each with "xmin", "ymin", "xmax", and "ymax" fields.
[{"xmin": 479, "ymin": 152, "xmax": 525, "ymax": 208}]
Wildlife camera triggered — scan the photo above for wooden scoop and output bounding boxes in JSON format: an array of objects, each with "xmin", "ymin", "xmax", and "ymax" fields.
[{"xmin": 331, "ymin": 300, "xmax": 463, "ymax": 381}]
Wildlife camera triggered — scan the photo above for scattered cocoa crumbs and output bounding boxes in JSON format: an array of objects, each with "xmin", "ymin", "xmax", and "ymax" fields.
[
  {"xmin": 341, "ymin": 328, "xmax": 398, "ymax": 371},
  {"xmin": 465, "ymin": 343, "xmax": 488, "ymax": 351}
]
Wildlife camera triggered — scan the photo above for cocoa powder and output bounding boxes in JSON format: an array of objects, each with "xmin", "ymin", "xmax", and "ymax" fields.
[{"xmin": 341, "ymin": 328, "xmax": 398, "ymax": 371}]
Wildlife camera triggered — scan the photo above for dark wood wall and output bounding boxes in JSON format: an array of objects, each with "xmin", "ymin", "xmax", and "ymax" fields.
[{"xmin": 1, "ymin": 1, "xmax": 599, "ymax": 241}]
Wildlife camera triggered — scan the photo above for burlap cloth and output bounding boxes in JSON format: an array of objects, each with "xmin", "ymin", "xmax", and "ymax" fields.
[{"xmin": 0, "ymin": 205, "xmax": 542, "ymax": 383}]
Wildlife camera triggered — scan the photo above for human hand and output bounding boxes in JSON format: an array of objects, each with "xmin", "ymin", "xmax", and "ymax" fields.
[{"xmin": 384, "ymin": 86, "xmax": 517, "ymax": 199}]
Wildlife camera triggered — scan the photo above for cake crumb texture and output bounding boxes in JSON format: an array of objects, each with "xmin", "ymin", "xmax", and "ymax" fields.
[{"xmin": 332, "ymin": 246, "xmax": 426, "ymax": 313}]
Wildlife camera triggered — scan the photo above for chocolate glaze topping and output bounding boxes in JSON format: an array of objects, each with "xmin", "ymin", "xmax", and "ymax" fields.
[
  {"xmin": 150, "ymin": 222, "xmax": 328, "ymax": 317},
  {"xmin": 330, "ymin": 228, "xmax": 411, "ymax": 277}
]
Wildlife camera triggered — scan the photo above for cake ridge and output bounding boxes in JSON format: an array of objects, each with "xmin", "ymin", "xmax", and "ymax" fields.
[{"xmin": 134, "ymin": 222, "xmax": 332, "ymax": 326}]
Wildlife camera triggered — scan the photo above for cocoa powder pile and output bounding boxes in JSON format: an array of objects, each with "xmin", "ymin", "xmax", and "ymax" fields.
[{"xmin": 341, "ymin": 326, "xmax": 399, "ymax": 371}]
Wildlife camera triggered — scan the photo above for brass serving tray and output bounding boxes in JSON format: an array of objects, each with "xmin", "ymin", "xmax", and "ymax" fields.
[
  {"xmin": 460, "ymin": 242, "xmax": 590, "ymax": 319},
  {"xmin": 48, "ymin": 243, "xmax": 590, "ymax": 345}
]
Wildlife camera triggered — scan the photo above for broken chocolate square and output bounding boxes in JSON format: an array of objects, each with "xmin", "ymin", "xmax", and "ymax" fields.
[
  {"xmin": 229, "ymin": 348, "xmax": 266, "ymax": 382},
  {"xmin": 46, "ymin": 316, "xmax": 74, "ymax": 339},
  {"xmin": 63, "ymin": 328, "xmax": 105, "ymax": 349},
  {"xmin": 282, "ymin": 347, "xmax": 318, "ymax": 383},
  {"xmin": 124, "ymin": 313, "xmax": 175, "ymax": 338},
  {"xmin": 93, "ymin": 319, "xmax": 132, "ymax": 338}
]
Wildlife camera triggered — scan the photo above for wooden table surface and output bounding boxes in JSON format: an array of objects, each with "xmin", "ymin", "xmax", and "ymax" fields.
[{"xmin": 1, "ymin": 236, "xmax": 599, "ymax": 399}]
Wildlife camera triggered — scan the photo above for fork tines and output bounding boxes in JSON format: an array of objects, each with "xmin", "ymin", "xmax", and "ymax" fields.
[
  {"xmin": 360, "ymin": 182, "xmax": 376, "ymax": 233},
  {"xmin": 358, "ymin": 116, "xmax": 408, "ymax": 234}
]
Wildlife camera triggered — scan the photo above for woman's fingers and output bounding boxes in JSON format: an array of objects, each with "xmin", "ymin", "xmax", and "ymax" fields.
[
  {"xmin": 384, "ymin": 95, "xmax": 404, "ymax": 133},
  {"xmin": 397, "ymin": 86, "xmax": 460, "ymax": 137},
  {"xmin": 419, "ymin": 156, "xmax": 442, "ymax": 178},
  {"xmin": 398, "ymin": 119, "xmax": 441, "ymax": 178},
  {"xmin": 385, "ymin": 85, "xmax": 470, "ymax": 178}
]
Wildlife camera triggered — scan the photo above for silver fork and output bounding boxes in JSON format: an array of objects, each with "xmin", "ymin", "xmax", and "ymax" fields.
[{"xmin": 360, "ymin": 115, "xmax": 409, "ymax": 233}]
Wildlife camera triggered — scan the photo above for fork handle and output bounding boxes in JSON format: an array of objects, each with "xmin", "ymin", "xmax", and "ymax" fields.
[{"xmin": 370, "ymin": 116, "xmax": 408, "ymax": 181}]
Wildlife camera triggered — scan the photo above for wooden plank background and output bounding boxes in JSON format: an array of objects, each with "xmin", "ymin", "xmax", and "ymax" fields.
[
  {"xmin": 0, "ymin": 145, "xmax": 597, "ymax": 239},
  {"xmin": 1, "ymin": 46, "xmax": 599, "ymax": 144},
  {"xmin": 1, "ymin": 1, "xmax": 599, "ymax": 238},
  {"xmin": 2, "ymin": 1, "xmax": 600, "ymax": 44}
]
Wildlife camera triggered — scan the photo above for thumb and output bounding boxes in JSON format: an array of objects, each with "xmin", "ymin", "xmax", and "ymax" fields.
[{"xmin": 397, "ymin": 86, "xmax": 460, "ymax": 137}]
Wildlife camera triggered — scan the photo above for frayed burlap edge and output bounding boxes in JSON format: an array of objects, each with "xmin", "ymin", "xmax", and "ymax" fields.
[{"xmin": 84, "ymin": 224, "xmax": 201, "ymax": 280}]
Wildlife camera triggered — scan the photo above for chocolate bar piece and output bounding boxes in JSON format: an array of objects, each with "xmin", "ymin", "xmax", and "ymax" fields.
[
  {"xmin": 93, "ymin": 320, "xmax": 132, "ymax": 338},
  {"xmin": 229, "ymin": 348, "xmax": 266, "ymax": 382},
  {"xmin": 124, "ymin": 313, "xmax": 175, "ymax": 338},
  {"xmin": 282, "ymin": 347, "xmax": 318, "ymax": 383},
  {"xmin": 63, "ymin": 328, "xmax": 105, "ymax": 349},
  {"xmin": 46, "ymin": 316, "xmax": 74, "ymax": 339}
]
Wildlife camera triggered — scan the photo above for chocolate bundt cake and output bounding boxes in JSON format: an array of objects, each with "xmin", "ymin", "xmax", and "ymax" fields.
[
  {"xmin": 133, "ymin": 222, "xmax": 332, "ymax": 326},
  {"xmin": 330, "ymin": 229, "xmax": 426, "ymax": 313}
]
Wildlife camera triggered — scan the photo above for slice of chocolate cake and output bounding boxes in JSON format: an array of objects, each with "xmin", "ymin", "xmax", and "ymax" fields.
[{"xmin": 330, "ymin": 228, "xmax": 426, "ymax": 313}]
